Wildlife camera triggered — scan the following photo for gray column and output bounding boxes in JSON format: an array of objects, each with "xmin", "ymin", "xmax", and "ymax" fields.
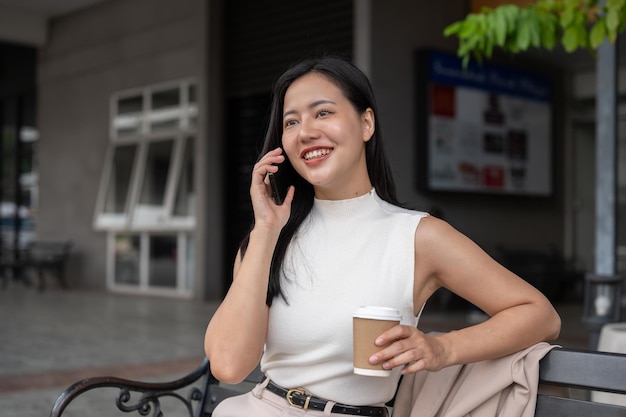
[{"xmin": 595, "ymin": 39, "xmax": 618, "ymax": 276}]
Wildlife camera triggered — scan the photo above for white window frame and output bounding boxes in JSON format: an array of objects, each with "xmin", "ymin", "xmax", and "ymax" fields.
[
  {"xmin": 93, "ymin": 79, "xmax": 197, "ymax": 231},
  {"xmin": 96, "ymin": 79, "xmax": 198, "ymax": 297},
  {"xmin": 106, "ymin": 231, "xmax": 193, "ymax": 297}
]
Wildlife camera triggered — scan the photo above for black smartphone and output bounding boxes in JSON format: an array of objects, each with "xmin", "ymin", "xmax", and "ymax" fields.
[{"xmin": 268, "ymin": 172, "xmax": 286, "ymax": 205}]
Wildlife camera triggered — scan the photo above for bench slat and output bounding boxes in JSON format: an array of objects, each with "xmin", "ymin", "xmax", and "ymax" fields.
[
  {"xmin": 539, "ymin": 349, "xmax": 626, "ymax": 393},
  {"xmin": 536, "ymin": 395, "xmax": 626, "ymax": 417}
]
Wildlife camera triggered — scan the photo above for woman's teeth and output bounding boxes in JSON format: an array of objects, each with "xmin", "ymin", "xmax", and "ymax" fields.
[{"xmin": 303, "ymin": 149, "xmax": 331, "ymax": 160}]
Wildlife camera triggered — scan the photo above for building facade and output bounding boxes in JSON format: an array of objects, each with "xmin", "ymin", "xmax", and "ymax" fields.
[{"xmin": 0, "ymin": 0, "xmax": 623, "ymax": 301}]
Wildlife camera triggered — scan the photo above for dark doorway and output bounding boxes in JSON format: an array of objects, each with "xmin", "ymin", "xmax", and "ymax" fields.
[
  {"xmin": 221, "ymin": 0, "xmax": 354, "ymax": 294},
  {"xmin": 0, "ymin": 42, "xmax": 37, "ymax": 283},
  {"xmin": 0, "ymin": 43, "xmax": 37, "ymax": 245}
]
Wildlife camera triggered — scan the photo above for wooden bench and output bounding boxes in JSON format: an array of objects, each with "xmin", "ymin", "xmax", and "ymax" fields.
[
  {"xmin": 49, "ymin": 347, "xmax": 626, "ymax": 417},
  {"xmin": 0, "ymin": 240, "xmax": 71, "ymax": 290}
]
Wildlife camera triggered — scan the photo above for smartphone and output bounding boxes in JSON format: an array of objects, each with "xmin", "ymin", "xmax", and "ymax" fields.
[{"xmin": 268, "ymin": 172, "xmax": 286, "ymax": 205}]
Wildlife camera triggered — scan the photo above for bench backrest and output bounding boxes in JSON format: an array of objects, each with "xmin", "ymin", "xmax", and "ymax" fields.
[
  {"xmin": 536, "ymin": 348, "xmax": 626, "ymax": 417},
  {"xmin": 27, "ymin": 240, "xmax": 72, "ymax": 261}
]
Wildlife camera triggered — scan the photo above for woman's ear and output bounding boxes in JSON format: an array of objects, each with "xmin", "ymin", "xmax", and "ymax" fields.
[{"xmin": 361, "ymin": 108, "xmax": 375, "ymax": 142}]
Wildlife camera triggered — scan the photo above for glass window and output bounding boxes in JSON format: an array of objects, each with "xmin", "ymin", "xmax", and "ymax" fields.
[
  {"xmin": 149, "ymin": 88, "xmax": 181, "ymax": 132},
  {"xmin": 114, "ymin": 94, "xmax": 143, "ymax": 137},
  {"xmin": 152, "ymin": 88, "xmax": 180, "ymax": 109},
  {"xmin": 97, "ymin": 79, "xmax": 196, "ymax": 229},
  {"xmin": 138, "ymin": 139, "xmax": 174, "ymax": 207},
  {"xmin": 104, "ymin": 144, "xmax": 137, "ymax": 214},
  {"xmin": 118, "ymin": 95, "xmax": 143, "ymax": 114},
  {"xmin": 98, "ymin": 79, "xmax": 197, "ymax": 296},
  {"xmin": 148, "ymin": 234, "xmax": 177, "ymax": 288},
  {"xmin": 174, "ymin": 137, "xmax": 195, "ymax": 217},
  {"xmin": 114, "ymin": 234, "xmax": 140, "ymax": 285}
]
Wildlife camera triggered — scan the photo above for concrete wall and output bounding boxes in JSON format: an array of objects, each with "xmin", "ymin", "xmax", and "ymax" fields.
[
  {"xmin": 36, "ymin": 0, "xmax": 206, "ymax": 288},
  {"xmin": 370, "ymin": 0, "xmax": 566, "ymax": 255}
]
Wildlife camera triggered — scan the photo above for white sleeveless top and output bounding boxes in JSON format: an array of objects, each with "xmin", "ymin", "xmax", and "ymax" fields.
[{"xmin": 261, "ymin": 190, "xmax": 428, "ymax": 405}]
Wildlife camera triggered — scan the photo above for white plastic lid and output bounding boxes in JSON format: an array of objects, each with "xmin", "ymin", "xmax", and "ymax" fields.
[
  {"xmin": 354, "ymin": 367, "xmax": 392, "ymax": 377},
  {"xmin": 353, "ymin": 306, "xmax": 402, "ymax": 321}
]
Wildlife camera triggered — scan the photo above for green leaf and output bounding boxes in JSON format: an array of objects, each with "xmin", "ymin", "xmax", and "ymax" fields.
[
  {"xmin": 516, "ymin": 20, "xmax": 531, "ymax": 50},
  {"xmin": 443, "ymin": 21, "xmax": 462, "ymax": 37},
  {"xmin": 459, "ymin": 19, "xmax": 478, "ymax": 38},
  {"xmin": 563, "ymin": 0, "xmax": 582, "ymax": 9},
  {"xmin": 528, "ymin": 13, "xmax": 541, "ymax": 47},
  {"xmin": 573, "ymin": 6, "xmax": 587, "ymax": 25},
  {"xmin": 560, "ymin": 6, "xmax": 574, "ymax": 27},
  {"xmin": 575, "ymin": 23, "xmax": 589, "ymax": 48},
  {"xmin": 606, "ymin": 8, "xmax": 620, "ymax": 31},
  {"xmin": 607, "ymin": 0, "xmax": 626, "ymax": 12},
  {"xmin": 562, "ymin": 26, "xmax": 578, "ymax": 52},
  {"xmin": 538, "ymin": 11, "xmax": 558, "ymax": 49},
  {"xmin": 443, "ymin": 0, "xmax": 625, "ymax": 60},
  {"xmin": 462, "ymin": 54, "xmax": 471, "ymax": 69},
  {"xmin": 494, "ymin": 8, "xmax": 507, "ymax": 45},
  {"xmin": 500, "ymin": 5, "xmax": 519, "ymax": 33},
  {"xmin": 590, "ymin": 20, "xmax": 607, "ymax": 48},
  {"xmin": 457, "ymin": 40, "xmax": 469, "ymax": 56},
  {"xmin": 485, "ymin": 12, "xmax": 496, "ymax": 42}
]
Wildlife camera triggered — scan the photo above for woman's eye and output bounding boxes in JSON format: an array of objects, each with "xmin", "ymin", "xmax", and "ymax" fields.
[
  {"xmin": 284, "ymin": 119, "xmax": 298, "ymax": 127},
  {"xmin": 318, "ymin": 110, "xmax": 331, "ymax": 117}
]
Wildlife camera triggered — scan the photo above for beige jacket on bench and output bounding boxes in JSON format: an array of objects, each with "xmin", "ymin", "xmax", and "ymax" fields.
[{"xmin": 392, "ymin": 342, "xmax": 558, "ymax": 417}]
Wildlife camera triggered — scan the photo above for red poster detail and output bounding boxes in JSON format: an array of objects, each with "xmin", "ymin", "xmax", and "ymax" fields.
[
  {"xmin": 430, "ymin": 84, "xmax": 455, "ymax": 117},
  {"xmin": 482, "ymin": 165, "xmax": 505, "ymax": 188}
]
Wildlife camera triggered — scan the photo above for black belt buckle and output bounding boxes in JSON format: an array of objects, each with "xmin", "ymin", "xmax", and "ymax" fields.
[
  {"xmin": 286, "ymin": 387, "xmax": 312, "ymax": 410},
  {"xmin": 267, "ymin": 380, "xmax": 388, "ymax": 416}
]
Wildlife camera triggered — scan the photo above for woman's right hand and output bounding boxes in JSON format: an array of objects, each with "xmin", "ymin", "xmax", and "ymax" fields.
[{"xmin": 250, "ymin": 147, "xmax": 294, "ymax": 232}]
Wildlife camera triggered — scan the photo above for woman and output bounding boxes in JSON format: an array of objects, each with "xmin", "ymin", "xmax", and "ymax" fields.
[{"xmin": 204, "ymin": 56, "xmax": 561, "ymax": 416}]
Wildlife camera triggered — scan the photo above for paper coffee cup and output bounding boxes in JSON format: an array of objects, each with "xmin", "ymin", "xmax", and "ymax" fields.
[{"xmin": 353, "ymin": 306, "xmax": 402, "ymax": 377}]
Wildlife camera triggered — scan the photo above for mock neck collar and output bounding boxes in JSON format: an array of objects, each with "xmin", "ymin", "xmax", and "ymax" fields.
[{"xmin": 313, "ymin": 188, "xmax": 378, "ymax": 218}]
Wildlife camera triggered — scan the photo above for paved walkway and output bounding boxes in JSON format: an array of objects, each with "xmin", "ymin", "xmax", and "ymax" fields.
[
  {"xmin": 0, "ymin": 283, "xmax": 595, "ymax": 417},
  {"xmin": 0, "ymin": 285, "xmax": 219, "ymax": 417}
]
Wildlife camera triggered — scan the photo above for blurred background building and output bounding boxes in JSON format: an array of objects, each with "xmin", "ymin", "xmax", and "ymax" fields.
[{"xmin": 0, "ymin": 0, "xmax": 623, "ymax": 304}]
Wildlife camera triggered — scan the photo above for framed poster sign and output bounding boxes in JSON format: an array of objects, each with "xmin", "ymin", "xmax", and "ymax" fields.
[{"xmin": 416, "ymin": 50, "xmax": 553, "ymax": 196}]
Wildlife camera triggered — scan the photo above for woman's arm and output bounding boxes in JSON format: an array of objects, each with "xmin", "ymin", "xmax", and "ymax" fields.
[
  {"xmin": 371, "ymin": 216, "xmax": 561, "ymax": 374},
  {"xmin": 204, "ymin": 148, "xmax": 294, "ymax": 383},
  {"xmin": 204, "ymin": 231, "xmax": 274, "ymax": 383}
]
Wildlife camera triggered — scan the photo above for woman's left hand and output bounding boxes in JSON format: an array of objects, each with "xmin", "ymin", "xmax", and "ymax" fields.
[{"xmin": 369, "ymin": 325, "xmax": 449, "ymax": 375}]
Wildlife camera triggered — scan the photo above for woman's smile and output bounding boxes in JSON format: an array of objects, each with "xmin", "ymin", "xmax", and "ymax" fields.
[{"xmin": 302, "ymin": 147, "xmax": 333, "ymax": 163}]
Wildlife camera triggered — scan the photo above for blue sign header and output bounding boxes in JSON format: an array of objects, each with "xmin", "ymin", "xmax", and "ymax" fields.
[{"xmin": 428, "ymin": 51, "xmax": 551, "ymax": 102}]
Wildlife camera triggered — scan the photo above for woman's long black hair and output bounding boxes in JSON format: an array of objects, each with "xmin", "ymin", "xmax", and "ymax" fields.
[{"xmin": 240, "ymin": 56, "xmax": 400, "ymax": 306}]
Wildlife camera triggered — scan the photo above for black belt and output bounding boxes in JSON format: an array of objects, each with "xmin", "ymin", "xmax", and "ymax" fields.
[{"xmin": 265, "ymin": 380, "xmax": 389, "ymax": 416}]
